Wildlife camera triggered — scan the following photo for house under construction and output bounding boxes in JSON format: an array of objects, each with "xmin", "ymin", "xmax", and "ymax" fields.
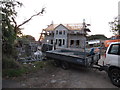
[{"xmin": 39, "ymin": 21, "xmax": 90, "ymax": 48}]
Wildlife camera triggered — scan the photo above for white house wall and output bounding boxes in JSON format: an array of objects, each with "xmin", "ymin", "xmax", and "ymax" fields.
[
  {"xmin": 68, "ymin": 34, "xmax": 86, "ymax": 48},
  {"xmin": 43, "ymin": 35, "xmax": 54, "ymax": 44},
  {"xmin": 42, "ymin": 24, "xmax": 87, "ymax": 49},
  {"xmin": 54, "ymin": 25, "xmax": 68, "ymax": 48}
]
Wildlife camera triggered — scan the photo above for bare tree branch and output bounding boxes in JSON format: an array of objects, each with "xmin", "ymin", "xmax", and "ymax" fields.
[
  {"xmin": 12, "ymin": 17, "xmax": 17, "ymax": 26},
  {"xmin": 17, "ymin": 8, "xmax": 45, "ymax": 28}
]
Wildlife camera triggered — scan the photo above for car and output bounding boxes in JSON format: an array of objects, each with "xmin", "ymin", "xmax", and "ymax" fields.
[{"xmin": 104, "ymin": 42, "xmax": 120, "ymax": 87}]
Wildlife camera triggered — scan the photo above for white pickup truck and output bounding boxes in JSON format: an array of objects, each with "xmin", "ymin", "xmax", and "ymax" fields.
[{"xmin": 104, "ymin": 42, "xmax": 120, "ymax": 87}]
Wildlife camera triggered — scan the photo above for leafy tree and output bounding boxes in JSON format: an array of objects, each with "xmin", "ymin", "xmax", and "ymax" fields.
[
  {"xmin": 1, "ymin": 0, "xmax": 45, "ymax": 70},
  {"xmin": 16, "ymin": 35, "xmax": 35, "ymax": 46},
  {"xmin": 1, "ymin": 0, "xmax": 45, "ymax": 55},
  {"xmin": 22, "ymin": 35, "xmax": 35, "ymax": 41},
  {"xmin": 109, "ymin": 16, "xmax": 120, "ymax": 35},
  {"xmin": 2, "ymin": 0, "xmax": 23, "ymax": 55},
  {"xmin": 87, "ymin": 34, "xmax": 108, "ymax": 40}
]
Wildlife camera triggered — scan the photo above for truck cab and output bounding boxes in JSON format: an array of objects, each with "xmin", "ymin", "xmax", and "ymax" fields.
[
  {"xmin": 104, "ymin": 42, "xmax": 120, "ymax": 87},
  {"xmin": 104, "ymin": 35, "xmax": 120, "ymax": 48}
]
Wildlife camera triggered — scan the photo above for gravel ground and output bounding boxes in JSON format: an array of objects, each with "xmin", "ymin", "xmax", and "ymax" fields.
[{"xmin": 2, "ymin": 56, "xmax": 119, "ymax": 88}]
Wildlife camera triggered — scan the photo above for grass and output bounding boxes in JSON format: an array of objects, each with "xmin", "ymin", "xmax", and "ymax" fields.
[
  {"xmin": 3, "ymin": 68, "xmax": 27, "ymax": 77},
  {"xmin": 2, "ymin": 53, "xmax": 53, "ymax": 78},
  {"xmin": 3, "ymin": 60, "xmax": 52, "ymax": 77},
  {"xmin": 2, "ymin": 55, "xmax": 21, "ymax": 69}
]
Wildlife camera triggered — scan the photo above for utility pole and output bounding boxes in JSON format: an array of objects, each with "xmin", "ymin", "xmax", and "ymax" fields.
[{"xmin": 118, "ymin": 1, "xmax": 120, "ymax": 35}]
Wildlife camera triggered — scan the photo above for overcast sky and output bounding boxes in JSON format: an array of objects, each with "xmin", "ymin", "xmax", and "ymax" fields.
[{"xmin": 16, "ymin": 0, "xmax": 120, "ymax": 40}]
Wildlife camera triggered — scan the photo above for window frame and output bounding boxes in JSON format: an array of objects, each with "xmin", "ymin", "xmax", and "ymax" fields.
[
  {"xmin": 56, "ymin": 30, "xmax": 58, "ymax": 35},
  {"xmin": 63, "ymin": 30, "xmax": 65, "ymax": 35},
  {"xmin": 51, "ymin": 39, "xmax": 53, "ymax": 44},
  {"xmin": 63, "ymin": 39, "xmax": 65, "ymax": 45},
  {"xmin": 59, "ymin": 31, "xmax": 62, "ymax": 35},
  {"xmin": 108, "ymin": 44, "xmax": 120, "ymax": 55}
]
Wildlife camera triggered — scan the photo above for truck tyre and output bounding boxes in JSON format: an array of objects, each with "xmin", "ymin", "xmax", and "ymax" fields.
[
  {"xmin": 61, "ymin": 61, "xmax": 70, "ymax": 70},
  {"xmin": 53, "ymin": 60, "xmax": 60, "ymax": 67},
  {"xmin": 109, "ymin": 68, "xmax": 120, "ymax": 87}
]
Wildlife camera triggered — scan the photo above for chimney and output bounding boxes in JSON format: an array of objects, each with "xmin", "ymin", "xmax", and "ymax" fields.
[{"xmin": 51, "ymin": 21, "xmax": 54, "ymax": 25}]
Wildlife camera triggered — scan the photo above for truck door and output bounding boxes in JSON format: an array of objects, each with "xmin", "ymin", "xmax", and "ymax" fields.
[{"xmin": 106, "ymin": 44, "xmax": 120, "ymax": 66}]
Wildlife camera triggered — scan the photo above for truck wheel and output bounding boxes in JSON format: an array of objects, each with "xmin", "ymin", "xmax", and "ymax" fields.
[
  {"xmin": 53, "ymin": 60, "xmax": 60, "ymax": 67},
  {"xmin": 61, "ymin": 61, "xmax": 70, "ymax": 70},
  {"xmin": 109, "ymin": 68, "xmax": 120, "ymax": 87}
]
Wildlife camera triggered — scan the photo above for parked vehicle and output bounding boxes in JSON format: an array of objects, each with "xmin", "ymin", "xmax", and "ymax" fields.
[
  {"xmin": 103, "ymin": 42, "xmax": 120, "ymax": 87},
  {"xmin": 42, "ymin": 43, "xmax": 120, "ymax": 87},
  {"xmin": 104, "ymin": 35, "xmax": 120, "ymax": 48},
  {"xmin": 45, "ymin": 47, "xmax": 100, "ymax": 69}
]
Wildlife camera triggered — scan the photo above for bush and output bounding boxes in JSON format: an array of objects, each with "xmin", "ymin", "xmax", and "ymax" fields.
[
  {"xmin": 34, "ymin": 61, "xmax": 47, "ymax": 68},
  {"xmin": 3, "ymin": 68, "xmax": 27, "ymax": 77},
  {"xmin": 2, "ymin": 55, "xmax": 21, "ymax": 69},
  {"xmin": 2, "ymin": 55, "xmax": 52, "ymax": 77},
  {"xmin": 24, "ymin": 61, "xmax": 48, "ymax": 73}
]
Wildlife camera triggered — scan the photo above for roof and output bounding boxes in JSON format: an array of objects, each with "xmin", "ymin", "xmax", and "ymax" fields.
[
  {"xmin": 44, "ymin": 23, "xmax": 84, "ymax": 31},
  {"xmin": 110, "ymin": 42, "xmax": 120, "ymax": 44},
  {"xmin": 44, "ymin": 24, "xmax": 58, "ymax": 31}
]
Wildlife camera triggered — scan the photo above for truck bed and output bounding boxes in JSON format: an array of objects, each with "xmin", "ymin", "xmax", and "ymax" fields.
[{"xmin": 46, "ymin": 49, "xmax": 100, "ymax": 67}]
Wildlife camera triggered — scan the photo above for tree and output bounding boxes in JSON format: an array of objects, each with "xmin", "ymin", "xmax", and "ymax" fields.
[
  {"xmin": 109, "ymin": 16, "xmax": 120, "ymax": 35},
  {"xmin": 2, "ymin": 0, "xmax": 22, "ymax": 55},
  {"xmin": 16, "ymin": 35, "xmax": 35, "ymax": 46},
  {"xmin": 87, "ymin": 34, "xmax": 108, "ymax": 40},
  {"xmin": 1, "ymin": 0, "xmax": 45, "ymax": 55},
  {"xmin": 22, "ymin": 35, "xmax": 35, "ymax": 41},
  {"xmin": 2, "ymin": 0, "xmax": 45, "ymax": 70}
]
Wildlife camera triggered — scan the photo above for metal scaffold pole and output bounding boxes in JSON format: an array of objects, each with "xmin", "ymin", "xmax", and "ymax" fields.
[{"xmin": 83, "ymin": 19, "xmax": 86, "ymax": 60}]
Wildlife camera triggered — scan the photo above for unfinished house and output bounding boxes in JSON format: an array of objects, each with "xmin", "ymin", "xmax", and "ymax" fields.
[{"xmin": 40, "ymin": 22, "xmax": 90, "ymax": 49}]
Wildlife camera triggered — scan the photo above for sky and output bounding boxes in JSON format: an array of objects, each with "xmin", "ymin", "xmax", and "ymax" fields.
[{"xmin": 16, "ymin": 0, "xmax": 120, "ymax": 40}]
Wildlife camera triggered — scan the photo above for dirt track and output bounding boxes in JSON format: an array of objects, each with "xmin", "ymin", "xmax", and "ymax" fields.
[{"xmin": 2, "ymin": 58, "xmax": 118, "ymax": 88}]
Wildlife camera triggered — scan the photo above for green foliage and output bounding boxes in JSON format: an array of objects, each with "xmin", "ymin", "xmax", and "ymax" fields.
[
  {"xmin": 3, "ymin": 61, "xmax": 49, "ymax": 77},
  {"xmin": 2, "ymin": 0, "xmax": 46, "ymax": 77},
  {"xmin": 23, "ymin": 61, "xmax": 48, "ymax": 73},
  {"xmin": 17, "ymin": 35, "xmax": 36, "ymax": 44},
  {"xmin": 2, "ymin": 0, "xmax": 23, "ymax": 55},
  {"xmin": 23, "ymin": 35, "xmax": 35, "ymax": 41},
  {"xmin": 109, "ymin": 17, "xmax": 120, "ymax": 35},
  {"xmin": 33, "ymin": 61, "xmax": 47, "ymax": 69},
  {"xmin": 3, "ymin": 68, "xmax": 27, "ymax": 77},
  {"xmin": 2, "ymin": 55, "xmax": 21, "ymax": 69},
  {"xmin": 87, "ymin": 34, "xmax": 108, "ymax": 40},
  {"xmin": 2, "ymin": 14, "xmax": 16, "ymax": 54},
  {"xmin": 1, "ymin": 0, "xmax": 22, "ymax": 17}
]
